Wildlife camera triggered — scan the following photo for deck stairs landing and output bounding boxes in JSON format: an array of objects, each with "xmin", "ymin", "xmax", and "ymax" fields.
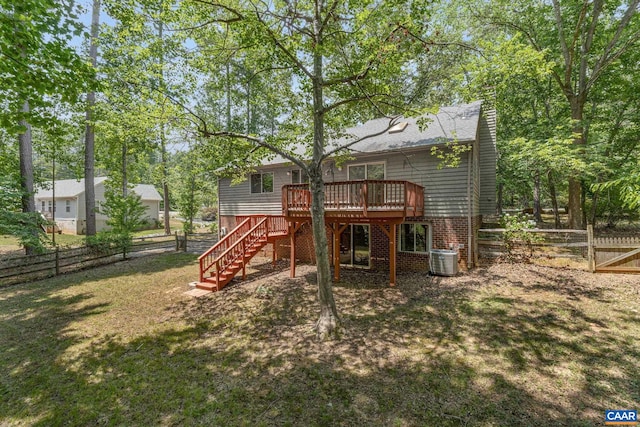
[{"xmin": 196, "ymin": 216, "xmax": 287, "ymax": 292}]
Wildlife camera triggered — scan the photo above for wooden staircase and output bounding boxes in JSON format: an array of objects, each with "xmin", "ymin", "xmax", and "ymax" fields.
[{"xmin": 196, "ymin": 215, "xmax": 287, "ymax": 292}]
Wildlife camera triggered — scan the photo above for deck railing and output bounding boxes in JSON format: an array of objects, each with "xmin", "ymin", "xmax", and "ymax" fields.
[
  {"xmin": 211, "ymin": 217, "xmax": 269, "ymax": 285},
  {"xmin": 234, "ymin": 215, "xmax": 289, "ymax": 235},
  {"xmin": 198, "ymin": 217, "xmax": 253, "ymax": 282},
  {"xmin": 282, "ymin": 180, "xmax": 424, "ymax": 218}
]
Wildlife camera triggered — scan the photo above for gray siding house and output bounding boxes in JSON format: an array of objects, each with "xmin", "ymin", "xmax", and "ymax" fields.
[
  {"xmin": 217, "ymin": 101, "xmax": 496, "ymax": 270},
  {"xmin": 35, "ymin": 177, "xmax": 163, "ymax": 234}
]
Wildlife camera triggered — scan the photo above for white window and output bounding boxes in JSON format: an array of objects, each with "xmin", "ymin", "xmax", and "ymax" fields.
[
  {"xmin": 347, "ymin": 162, "xmax": 385, "ymax": 180},
  {"xmin": 291, "ymin": 169, "xmax": 308, "ymax": 184},
  {"xmin": 250, "ymin": 172, "xmax": 274, "ymax": 194},
  {"xmin": 399, "ymin": 223, "xmax": 430, "ymax": 253},
  {"xmin": 47, "ymin": 200, "xmax": 52, "ymax": 213},
  {"xmin": 66, "ymin": 200, "xmax": 71, "ymax": 213},
  {"xmin": 41, "ymin": 201, "xmax": 45, "ymax": 212}
]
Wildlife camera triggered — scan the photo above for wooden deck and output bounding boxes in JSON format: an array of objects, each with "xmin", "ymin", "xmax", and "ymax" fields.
[{"xmin": 282, "ymin": 180, "xmax": 424, "ymax": 221}]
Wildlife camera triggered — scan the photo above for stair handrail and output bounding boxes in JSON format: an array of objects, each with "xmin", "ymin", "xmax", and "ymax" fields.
[
  {"xmin": 198, "ymin": 217, "xmax": 252, "ymax": 281},
  {"xmin": 212, "ymin": 217, "xmax": 269, "ymax": 284}
]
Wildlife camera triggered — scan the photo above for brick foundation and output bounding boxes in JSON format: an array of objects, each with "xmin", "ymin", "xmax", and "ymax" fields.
[{"xmin": 219, "ymin": 214, "xmax": 482, "ymax": 272}]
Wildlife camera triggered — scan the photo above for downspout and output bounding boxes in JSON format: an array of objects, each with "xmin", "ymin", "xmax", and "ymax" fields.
[{"xmin": 467, "ymin": 143, "xmax": 473, "ymax": 269}]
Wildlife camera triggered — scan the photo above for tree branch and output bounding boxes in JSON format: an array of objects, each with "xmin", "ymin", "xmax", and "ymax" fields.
[
  {"xmin": 192, "ymin": 0, "xmax": 245, "ymax": 22},
  {"xmin": 322, "ymin": 93, "xmax": 391, "ymax": 114},
  {"xmin": 199, "ymin": 129, "xmax": 308, "ymax": 170},
  {"xmin": 249, "ymin": 1, "xmax": 314, "ymax": 79},
  {"xmin": 578, "ymin": 0, "xmax": 602, "ymax": 98},
  {"xmin": 551, "ymin": 0, "xmax": 573, "ymax": 87},
  {"xmin": 322, "ymin": 116, "xmax": 401, "ymax": 160},
  {"xmin": 589, "ymin": 0, "xmax": 640, "ymax": 90}
]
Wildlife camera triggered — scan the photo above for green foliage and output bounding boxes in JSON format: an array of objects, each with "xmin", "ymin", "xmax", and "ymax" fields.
[
  {"xmin": 199, "ymin": 206, "xmax": 217, "ymax": 222},
  {"xmin": 0, "ymin": 0, "xmax": 94, "ymax": 130},
  {"xmin": 168, "ymin": 147, "xmax": 216, "ymax": 234},
  {"xmin": 0, "ymin": 175, "xmax": 49, "ymax": 253},
  {"xmin": 99, "ymin": 187, "xmax": 148, "ymax": 236},
  {"xmin": 430, "ymin": 139, "xmax": 472, "ymax": 169},
  {"xmin": 499, "ymin": 213, "xmax": 542, "ymax": 260},
  {"xmin": 424, "ymin": 1, "xmax": 640, "ymax": 226},
  {"xmin": 85, "ymin": 231, "xmax": 131, "ymax": 255},
  {"xmin": 593, "ymin": 172, "xmax": 640, "ymax": 213}
]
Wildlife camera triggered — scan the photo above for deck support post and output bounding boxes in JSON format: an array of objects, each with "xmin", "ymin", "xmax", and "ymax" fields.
[
  {"xmin": 272, "ymin": 243, "xmax": 277, "ymax": 267},
  {"xmin": 330, "ymin": 223, "xmax": 348, "ymax": 282},
  {"xmin": 333, "ymin": 223, "xmax": 340, "ymax": 282},
  {"xmin": 379, "ymin": 222, "xmax": 399, "ymax": 287},
  {"xmin": 289, "ymin": 222, "xmax": 296, "ymax": 278},
  {"xmin": 390, "ymin": 224, "xmax": 397, "ymax": 287}
]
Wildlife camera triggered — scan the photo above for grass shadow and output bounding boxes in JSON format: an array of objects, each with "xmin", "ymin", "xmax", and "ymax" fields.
[{"xmin": 2, "ymin": 261, "xmax": 638, "ymax": 425}]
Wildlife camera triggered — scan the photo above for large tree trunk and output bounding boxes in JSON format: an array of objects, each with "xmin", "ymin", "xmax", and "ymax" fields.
[
  {"xmin": 161, "ymin": 128, "xmax": 170, "ymax": 235},
  {"xmin": 157, "ymin": 20, "xmax": 171, "ymax": 235},
  {"xmin": 18, "ymin": 100, "xmax": 37, "ymax": 255},
  {"xmin": 311, "ymin": 13, "xmax": 338, "ymax": 340},
  {"xmin": 309, "ymin": 169, "xmax": 338, "ymax": 339},
  {"xmin": 84, "ymin": 0, "xmax": 100, "ymax": 237},
  {"xmin": 226, "ymin": 62, "xmax": 231, "ymax": 131},
  {"xmin": 566, "ymin": 93, "xmax": 586, "ymax": 229}
]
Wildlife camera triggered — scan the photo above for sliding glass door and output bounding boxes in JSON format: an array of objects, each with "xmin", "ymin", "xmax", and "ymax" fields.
[{"xmin": 339, "ymin": 224, "xmax": 370, "ymax": 267}]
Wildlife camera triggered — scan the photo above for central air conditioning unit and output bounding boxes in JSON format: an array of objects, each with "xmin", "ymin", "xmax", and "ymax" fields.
[{"xmin": 429, "ymin": 249, "xmax": 458, "ymax": 276}]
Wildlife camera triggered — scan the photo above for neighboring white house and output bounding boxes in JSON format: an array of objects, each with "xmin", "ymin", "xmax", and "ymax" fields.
[{"xmin": 34, "ymin": 177, "xmax": 163, "ymax": 234}]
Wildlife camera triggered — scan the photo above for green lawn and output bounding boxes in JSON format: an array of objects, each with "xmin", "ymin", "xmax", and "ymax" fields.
[
  {"xmin": 0, "ymin": 233, "xmax": 85, "ymax": 249},
  {"xmin": 0, "ymin": 220, "xmax": 188, "ymax": 253},
  {"xmin": 1, "ymin": 254, "xmax": 638, "ymax": 426}
]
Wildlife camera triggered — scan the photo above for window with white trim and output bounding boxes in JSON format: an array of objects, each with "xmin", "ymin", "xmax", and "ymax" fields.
[
  {"xmin": 41, "ymin": 201, "xmax": 45, "ymax": 212},
  {"xmin": 250, "ymin": 172, "xmax": 274, "ymax": 194},
  {"xmin": 291, "ymin": 169, "xmax": 308, "ymax": 184},
  {"xmin": 66, "ymin": 200, "xmax": 71, "ymax": 213},
  {"xmin": 348, "ymin": 162, "xmax": 385, "ymax": 180},
  {"xmin": 399, "ymin": 223, "xmax": 430, "ymax": 253}
]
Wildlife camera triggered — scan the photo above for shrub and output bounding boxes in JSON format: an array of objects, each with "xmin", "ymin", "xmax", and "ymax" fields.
[
  {"xmin": 200, "ymin": 206, "xmax": 217, "ymax": 221},
  {"xmin": 499, "ymin": 213, "xmax": 542, "ymax": 261},
  {"xmin": 100, "ymin": 189, "xmax": 147, "ymax": 235},
  {"xmin": 86, "ymin": 232, "xmax": 131, "ymax": 255}
]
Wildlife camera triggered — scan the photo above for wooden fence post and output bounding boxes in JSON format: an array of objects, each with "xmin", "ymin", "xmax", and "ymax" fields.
[
  {"xmin": 55, "ymin": 247, "xmax": 60, "ymax": 276},
  {"xmin": 587, "ymin": 224, "xmax": 595, "ymax": 273},
  {"xmin": 175, "ymin": 231, "xmax": 187, "ymax": 252}
]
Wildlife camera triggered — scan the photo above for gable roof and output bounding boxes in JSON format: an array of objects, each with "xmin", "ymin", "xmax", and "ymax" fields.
[
  {"xmin": 131, "ymin": 184, "xmax": 163, "ymax": 201},
  {"xmin": 35, "ymin": 177, "xmax": 163, "ymax": 201},
  {"xmin": 338, "ymin": 101, "xmax": 482, "ymax": 154},
  {"xmin": 263, "ymin": 101, "xmax": 483, "ymax": 166},
  {"xmin": 35, "ymin": 177, "xmax": 108, "ymax": 198}
]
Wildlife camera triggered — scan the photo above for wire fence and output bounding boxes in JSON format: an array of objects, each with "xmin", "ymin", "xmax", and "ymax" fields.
[
  {"xmin": 0, "ymin": 232, "xmax": 217, "ymax": 287},
  {"xmin": 479, "ymin": 226, "xmax": 640, "ymax": 273},
  {"xmin": 478, "ymin": 228, "xmax": 589, "ymax": 263}
]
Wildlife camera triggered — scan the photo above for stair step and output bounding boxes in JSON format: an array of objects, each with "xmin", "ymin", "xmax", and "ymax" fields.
[
  {"xmin": 195, "ymin": 281, "xmax": 218, "ymax": 292},
  {"xmin": 197, "ymin": 220, "xmax": 273, "ymax": 290}
]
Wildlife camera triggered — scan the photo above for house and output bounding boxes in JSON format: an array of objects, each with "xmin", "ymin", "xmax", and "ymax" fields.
[
  {"xmin": 34, "ymin": 177, "xmax": 163, "ymax": 234},
  {"xmin": 198, "ymin": 101, "xmax": 496, "ymax": 291}
]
